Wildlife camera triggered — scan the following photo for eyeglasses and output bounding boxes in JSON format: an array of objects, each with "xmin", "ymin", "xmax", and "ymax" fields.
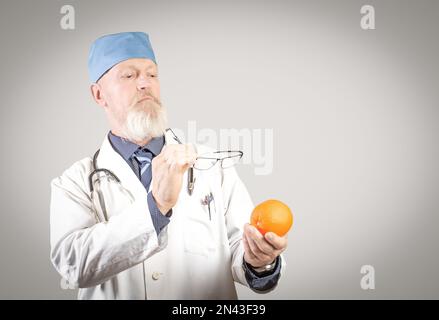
[
  {"xmin": 166, "ymin": 128, "xmax": 243, "ymax": 196},
  {"xmin": 166, "ymin": 128, "xmax": 244, "ymax": 170},
  {"xmin": 194, "ymin": 151, "xmax": 244, "ymax": 170}
]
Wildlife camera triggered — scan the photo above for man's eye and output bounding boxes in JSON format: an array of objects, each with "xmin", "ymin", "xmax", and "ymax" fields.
[
  {"xmin": 123, "ymin": 74, "xmax": 134, "ymax": 79},
  {"xmin": 149, "ymin": 74, "xmax": 157, "ymax": 78}
]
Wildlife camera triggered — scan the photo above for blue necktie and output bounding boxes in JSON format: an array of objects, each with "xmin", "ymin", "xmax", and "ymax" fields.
[{"xmin": 131, "ymin": 148, "xmax": 153, "ymax": 188}]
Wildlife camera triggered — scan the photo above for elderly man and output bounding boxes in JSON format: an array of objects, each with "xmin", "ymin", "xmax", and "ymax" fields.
[{"xmin": 50, "ymin": 32, "xmax": 287, "ymax": 299}]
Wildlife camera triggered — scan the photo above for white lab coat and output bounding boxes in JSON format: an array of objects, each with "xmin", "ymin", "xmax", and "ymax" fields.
[{"xmin": 50, "ymin": 129, "xmax": 285, "ymax": 299}]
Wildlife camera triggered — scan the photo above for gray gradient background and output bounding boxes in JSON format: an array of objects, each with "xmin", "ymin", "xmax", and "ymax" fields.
[{"xmin": 0, "ymin": 0, "xmax": 438, "ymax": 299}]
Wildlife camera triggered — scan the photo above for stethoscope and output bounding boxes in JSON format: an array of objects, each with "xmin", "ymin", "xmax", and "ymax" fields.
[{"xmin": 88, "ymin": 128, "xmax": 195, "ymax": 222}]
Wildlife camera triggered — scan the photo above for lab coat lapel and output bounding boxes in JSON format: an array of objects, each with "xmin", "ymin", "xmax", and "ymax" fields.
[{"xmin": 96, "ymin": 135, "xmax": 146, "ymax": 200}]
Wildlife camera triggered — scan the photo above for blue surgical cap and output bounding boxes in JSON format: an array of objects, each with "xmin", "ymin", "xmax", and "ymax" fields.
[{"xmin": 88, "ymin": 32, "xmax": 157, "ymax": 83}]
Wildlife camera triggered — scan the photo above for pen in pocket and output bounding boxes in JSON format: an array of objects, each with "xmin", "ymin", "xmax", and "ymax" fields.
[{"xmin": 201, "ymin": 192, "xmax": 214, "ymax": 220}]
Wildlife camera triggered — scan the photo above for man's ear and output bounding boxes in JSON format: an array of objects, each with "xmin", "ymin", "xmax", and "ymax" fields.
[{"xmin": 90, "ymin": 83, "xmax": 107, "ymax": 108}]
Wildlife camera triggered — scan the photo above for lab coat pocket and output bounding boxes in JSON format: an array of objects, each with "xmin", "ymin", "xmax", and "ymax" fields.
[
  {"xmin": 183, "ymin": 205, "xmax": 217, "ymax": 257},
  {"xmin": 183, "ymin": 238, "xmax": 209, "ymax": 257}
]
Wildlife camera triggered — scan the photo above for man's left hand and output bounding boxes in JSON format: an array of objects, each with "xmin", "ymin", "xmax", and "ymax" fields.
[{"xmin": 242, "ymin": 223, "xmax": 288, "ymax": 268}]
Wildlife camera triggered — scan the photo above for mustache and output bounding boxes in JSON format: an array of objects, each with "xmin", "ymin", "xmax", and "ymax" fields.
[{"xmin": 135, "ymin": 92, "xmax": 161, "ymax": 106}]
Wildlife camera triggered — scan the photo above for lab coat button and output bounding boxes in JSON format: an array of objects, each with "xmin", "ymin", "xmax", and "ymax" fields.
[{"xmin": 152, "ymin": 272, "xmax": 161, "ymax": 280}]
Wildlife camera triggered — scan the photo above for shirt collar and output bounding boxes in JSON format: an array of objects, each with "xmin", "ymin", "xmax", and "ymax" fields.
[{"xmin": 108, "ymin": 131, "xmax": 165, "ymax": 162}]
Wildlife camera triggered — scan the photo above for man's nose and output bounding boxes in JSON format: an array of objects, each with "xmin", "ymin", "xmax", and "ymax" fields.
[{"xmin": 136, "ymin": 75, "xmax": 152, "ymax": 90}]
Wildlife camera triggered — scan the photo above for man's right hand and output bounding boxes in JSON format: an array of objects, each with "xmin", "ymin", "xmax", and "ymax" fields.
[{"xmin": 151, "ymin": 144, "xmax": 197, "ymax": 215}]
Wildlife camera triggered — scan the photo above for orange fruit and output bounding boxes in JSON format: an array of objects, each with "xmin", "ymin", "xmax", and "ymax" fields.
[{"xmin": 250, "ymin": 199, "xmax": 293, "ymax": 236}]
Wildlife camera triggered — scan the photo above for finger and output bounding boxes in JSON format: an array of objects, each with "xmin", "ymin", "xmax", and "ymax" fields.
[
  {"xmin": 169, "ymin": 144, "xmax": 196, "ymax": 156},
  {"xmin": 165, "ymin": 144, "xmax": 187, "ymax": 154},
  {"xmin": 162, "ymin": 154, "xmax": 195, "ymax": 171},
  {"xmin": 157, "ymin": 148, "xmax": 171, "ymax": 164},
  {"xmin": 163, "ymin": 148, "xmax": 180, "ymax": 166},
  {"xmin": 151, "ymin": 156, "xmax": 165, "ymax": 172},
  {"xmin": 177, "ymin": 155, "xmax": 196, "ymax": 167},
  {"xmin": 243, "ymin": 233, "xmax": 262, "ymax": 265},
  {"xmin": 153, "ymin": 155, "xmax": 174, "ymax": 174},
  {"xmin": 166, "ymin": 158, "xmax": 193, "ymax": 172},
  {"xmin": 186, "ymin": 143, "xmax": 197, "ymax": 160},
  {"xmin": 161, "ymin": 145, "xmax": 179, "ymax": 160},
  {"xmin": 178, "ymin": 147, "xmax": 197, "ymax": 164},
  {"xmin": 246, "ymin": 224, "xmax": 278, "ymax": 255},
  {"xmin": 157, "ymin": 148, "xmax": 196, "ymax": 173},
  {"xmin": 264, "ymin": 232, "xmax": 288, "ymax": 251},
  {"xmin": 245, "ymin": 231, "xmax": 273, "ymax": 261},
  {"xmin": 242, "ymin": 234, "xmax": 257, "ymax": 261},
  {"xmin": 165, "ymin": 147, "xmax": 196, "ymax": 162}
]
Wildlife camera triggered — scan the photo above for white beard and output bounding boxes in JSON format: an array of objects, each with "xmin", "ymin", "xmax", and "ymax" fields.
[{"xmin": 123, "ymin": 99, "xmax": 168, "ymax": 142}]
